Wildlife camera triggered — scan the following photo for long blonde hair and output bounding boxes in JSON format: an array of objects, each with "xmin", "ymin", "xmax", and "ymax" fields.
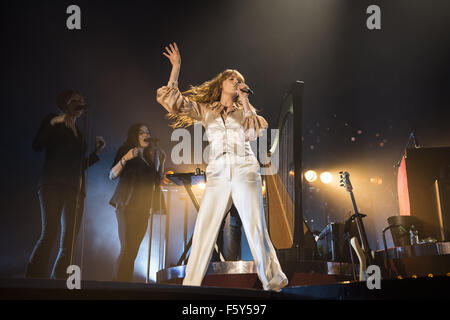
[{"xmin": 167, "ymin": 69, "xmax": 245, "ymax": 128}]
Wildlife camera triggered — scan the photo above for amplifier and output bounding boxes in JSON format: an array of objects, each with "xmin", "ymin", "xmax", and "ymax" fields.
[{"xmin": 317, "ymin": 222, "xmax": 358, "ymax": 263}]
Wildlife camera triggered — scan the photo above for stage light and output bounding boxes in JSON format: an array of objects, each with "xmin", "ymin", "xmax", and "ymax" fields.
[
  {"xmin": 261, "ymin": 180, "xmax": 266, "ymax": 197},
  {"xmin": 304, "ymin": 170, "xmax": 317, "ymax": 182},
  {"xmin": 162, "ymin": 170, "xmax": 175, "ymax": 185},
  {"xmin": 197, "ymin": 182, "xmax": 206, "ymax": 190},
  {"xmin": 370, "ymin": 177, "xmax": 383, "ymax": 185},
  {"xmin": 320, "ymin": 172, "xmax": 333, "ymax": 184}
]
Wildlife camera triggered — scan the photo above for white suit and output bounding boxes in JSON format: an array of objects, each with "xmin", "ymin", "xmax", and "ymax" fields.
[{"xmin": 156, "ymin": 82, "xmax": 288, "ymax": 290}]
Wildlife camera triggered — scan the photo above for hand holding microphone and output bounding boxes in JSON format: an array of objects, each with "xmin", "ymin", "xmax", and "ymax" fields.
[
  {"xmin": 239, "ymin": 85, "xmax": 254, "ymax": 95},
  {"xmin": 237, "ymin": 84, "xmax": 254, "ymax": 110},
  {"xmin": 123, "ymin": 147, "xmax": 139, "ymax": 162},
  {"xmin": 237, "ymin": 83, "xmax": 254, "ymax": 113}
]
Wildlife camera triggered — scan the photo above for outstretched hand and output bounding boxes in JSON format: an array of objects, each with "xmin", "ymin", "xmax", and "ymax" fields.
[{"xmin": 162, "ymin": 42, "xmax": 181, "ymax": 67}]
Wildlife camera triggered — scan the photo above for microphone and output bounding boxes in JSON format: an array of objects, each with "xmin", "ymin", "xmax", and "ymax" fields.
[
  {"xmin": 75, "ymin": 104, "xmax": 88, "ymax": 111},
  {"xmin": 145, "ymin": 137, "xmax": 160, "ymax": 143},
  {"xmin": 411, "ymin": 131, "xmax": 420, "ymax": 148},
  {"xmin": 395, "ymin": 131, "xmax": 420, "ymax": 168},
  {"xmin": 239, "ymin": 87, "xmax": 254, "ymax": 95}
]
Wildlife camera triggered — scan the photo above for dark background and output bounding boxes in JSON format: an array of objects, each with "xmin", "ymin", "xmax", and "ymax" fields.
[{"xmin": 1, "ymin": 0, "xmax": 449, "ymax": 281}]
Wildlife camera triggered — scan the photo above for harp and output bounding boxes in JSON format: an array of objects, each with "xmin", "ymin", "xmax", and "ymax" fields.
[{"xmin": 264, "ymin": 81, "xmax": 317, "ymax": 257}]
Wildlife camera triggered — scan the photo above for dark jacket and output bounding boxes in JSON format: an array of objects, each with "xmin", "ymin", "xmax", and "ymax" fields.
[
  {"xmin": 109, "ymin": 145, "xmax": 163, "ymax": 214},
  {"xmin": 32, "ymin": 113, "xmax": 99, "ymax": 194}
]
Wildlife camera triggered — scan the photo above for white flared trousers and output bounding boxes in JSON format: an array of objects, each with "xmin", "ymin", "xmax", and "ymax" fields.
[{"xmin": 182, "ymin": 160, "xmax": 286, "ymax": 289}]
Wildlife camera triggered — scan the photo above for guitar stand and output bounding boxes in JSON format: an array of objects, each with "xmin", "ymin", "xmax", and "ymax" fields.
[
  {"xmin": 349, "ymin": 212, "xmax": 367, "ymax": 221},
  {"xmin": 347, "ymin": 211, "xmax": 369, "ymax": 251},
  {"xmin": 343, "ymin": 231, "xmax": 358, "ymax": 281}
]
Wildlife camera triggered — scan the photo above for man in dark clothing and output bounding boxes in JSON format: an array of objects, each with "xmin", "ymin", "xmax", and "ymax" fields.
[
  {"xmin": 212, "ymin": 205, "xmax": 243, "ymax": 262},
  {"xmin": 26, "ymin": 90, "xmax": 105, "ymax": 279}
]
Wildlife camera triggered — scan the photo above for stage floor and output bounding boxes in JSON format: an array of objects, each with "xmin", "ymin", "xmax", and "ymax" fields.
[{"xmin": 1, "ymin": 276, "xmax": 449, "ymax": 300}]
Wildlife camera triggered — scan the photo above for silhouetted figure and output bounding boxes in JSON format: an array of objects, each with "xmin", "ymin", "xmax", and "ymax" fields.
[
  {"xmin": 109, "ymin": 123, "xmax": 165, "ymax": 282},
  {"xmin": 212, "ymin": 205, "xmax": 242, "ymax": 262},
  {"xmin": 26, "ymin": 90, "xmax": 105, "ymax": 279}
]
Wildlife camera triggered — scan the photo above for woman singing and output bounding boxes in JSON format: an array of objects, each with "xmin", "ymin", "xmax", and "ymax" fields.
[
  {"xmin": 156, "ymin": 43, "xmax": 288, "ymax": 291},
  {"xmin": 109, "ymin": 123, "xmax": 165, "ymax": 282},
  {"xmin": 26, "ymin": 90, "xmax": 105, "ymax": 279}
]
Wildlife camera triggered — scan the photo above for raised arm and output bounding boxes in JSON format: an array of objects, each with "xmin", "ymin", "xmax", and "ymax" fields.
[
  {"xmin": 163, "ymin": 43, "xmax": 181, "ymax": 86},
  {"xmin": 156, "ymin": 43, "xmax": 204, "ymax": 121},
  {"xmin": 109, "ymin": 147, "xmax": 138, "ymax": 180}
]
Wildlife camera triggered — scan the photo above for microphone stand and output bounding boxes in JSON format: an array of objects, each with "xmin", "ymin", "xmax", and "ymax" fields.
[
  {"xmin": 70, "ymin": 107, "xmax": 91, "ymax": 272},
  {"xmin": 394, "ymin": 131, "xmax": 420, "ymax": 168},
  {"xmin": 146, "ymin": 142, "xmax": 165, "ymax": 284},
  {"xmin": 146, "ymin": 194, "xmax": 155, "ymax": 284}
]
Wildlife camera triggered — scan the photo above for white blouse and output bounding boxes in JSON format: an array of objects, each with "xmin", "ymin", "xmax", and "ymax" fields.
[{"xmin": 156, "ymin": 82, "xmax": 268, "ymax": 166}]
